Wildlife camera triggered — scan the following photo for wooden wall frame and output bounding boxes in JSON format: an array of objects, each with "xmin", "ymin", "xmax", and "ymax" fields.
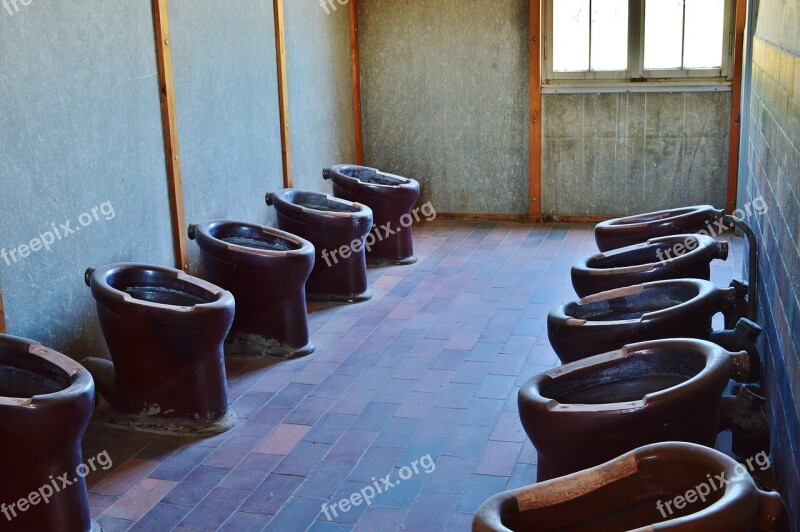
[
  {"xmin": 152, "ymin": 0, "xmax": 190, "ymax": 272},
  {"xmin": 350, "ymin": 0, "xmax": 364, "ymax": 165},
  {"xmin": 273, "ymin": 0, "xmax": 293, "ymax": 188},
  {"xmin": 529, "ymin": 0, "xmax": 543, "ymax": 222},
  {"xmin": 0, "ymin": 286, "xmax": 6, "ymax": 334},
  {"xmin": 727, "ymin": 0, "xmax": 748, "ymax": 213}
]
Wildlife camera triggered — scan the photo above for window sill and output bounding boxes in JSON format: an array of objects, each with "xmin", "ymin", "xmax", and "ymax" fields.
[{"xmin": 541, "ymin": 80, "xmax": 732, "ymax": 94}]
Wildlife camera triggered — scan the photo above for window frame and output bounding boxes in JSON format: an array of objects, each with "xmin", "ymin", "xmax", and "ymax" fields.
[{"xmin": 543, "ymin": 0, "xmax": 735, "ymax": 86}]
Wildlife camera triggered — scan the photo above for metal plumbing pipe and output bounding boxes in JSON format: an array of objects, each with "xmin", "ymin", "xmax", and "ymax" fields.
[{"xmin": 723, "ymin": 214, "xmax": 758, "ymax": 321}]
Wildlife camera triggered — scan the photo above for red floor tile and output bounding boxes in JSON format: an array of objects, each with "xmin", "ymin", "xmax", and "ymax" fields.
[{"xmin": 82, "ymin": 222, "xmax": 744, "ymax": 530}]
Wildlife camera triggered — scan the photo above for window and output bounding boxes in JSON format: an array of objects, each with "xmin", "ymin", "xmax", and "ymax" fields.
[{"xmin": 544, "ymin": 0, "xmax": 734, "ymax": 84}]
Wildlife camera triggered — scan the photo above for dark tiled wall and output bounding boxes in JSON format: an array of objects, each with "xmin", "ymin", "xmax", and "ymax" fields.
[{"xmin": 742, "ymin": 4, "xmax": 800, "ymax": 526}]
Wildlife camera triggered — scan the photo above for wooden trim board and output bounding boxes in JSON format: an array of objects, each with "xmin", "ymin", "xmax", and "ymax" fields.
[
  {"xmin": 152, "ymin": 0, "xmax": 190, "ymax": 272},
  {"xmin": 727, "ymin": 0, "xmax": 747, "ymax": 212},
  {"xmin": 529, "ymin": 0, "xmax": 543, "ymax": 221},
  {"xmin": 0, "ymin": 285, "xmax": 6, "ymax": 334},
  {"xmin": 273, "ymin": 0, "xmax": 293, "ymax": 187},
  {"xmin": 350, "ymin": 0, "xmax": 364, "ymax": 165}
]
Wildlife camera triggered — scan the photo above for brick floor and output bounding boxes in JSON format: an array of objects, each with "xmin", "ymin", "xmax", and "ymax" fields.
[{"xmin": 82, "ymin": 220, "xmax": 744, "ymax": 531}]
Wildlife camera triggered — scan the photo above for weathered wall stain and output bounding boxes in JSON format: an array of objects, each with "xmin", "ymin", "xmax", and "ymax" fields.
[
  {"xmin": 542, "ymin": 92, "xmax": 731, "ymax": 217},
  {"xmin": 358, "ymin": 0, "xmax": 530, "ymax": 215}
]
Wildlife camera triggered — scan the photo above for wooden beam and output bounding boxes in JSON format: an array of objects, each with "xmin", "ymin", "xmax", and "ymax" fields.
[
  {"xmin": 350, "ymin": 0, "xmax": 364, "ymax": 165},
  {"xmin": 727, "ymin": 0, "xmax": 747, "ymax": 213},
  {"xmin": 529, "ymin": 0, "xmax": 543, "ymax": 221},
  {"xmin": 152, "ymin": 0, "xmax": 189, "ymax": 272},
  {"xmin": 0, "ymin": 285, "xmax": 6, "ymax": 334},
  {"xmin": 273, "ymin": 0, "xmax": 293, "ymax": 187}
]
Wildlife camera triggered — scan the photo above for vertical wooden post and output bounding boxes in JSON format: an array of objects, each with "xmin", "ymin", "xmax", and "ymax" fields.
[
  {"xmin": 529, "ymin": 0, "xmax": 543, "ymax": 221},
  {"xmin": 273, "ymin": 0, "xmax": 293, "ymax": 188},
  {"xmin": 152, "ymin": 0, "xmax": 189, "ymax": 272},
  {"xmin": 727, "ymin": 0, "xmax": 747, "ymax": 212},
  {"xmin": 0, "ymin": 285, "xmax": 6, "ymax": 334},
  {"xmin": 350, "ymin": 0, "xmax": 364, "ymax": 165}
]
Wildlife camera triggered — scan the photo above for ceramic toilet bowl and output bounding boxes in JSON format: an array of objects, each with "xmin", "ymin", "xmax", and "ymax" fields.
[
  {"xmin": 83, "ymin": 263, "xmax": 236, "ymax": 435},
  {"xmin": 548, "ymin": 279, "xmax": 745, "ymax": 363},
  {"xmin": 473, "ymin": 442, "xmax": 787, "ymax": 532},
  {"xmin": 189, "ymin": 220, "xmax": 315, "ymax": 359},
  {"xmin": 0, "ymin": 334, "xmax": 98, "ymax": 532},
  {"xmin": 267, "ymin": 189, "xmax": 374, "ymax": 302},
  {"xmin": 595, "ymin": 205, "xmax": 725, "ymax": 252},
  {"xmin": 571, "ymin": 234, "xmax": 729, "ymax": 297},
  {"xmin": 518, "ymin": 339, "xmax": 751, "ymax": 480},
  {"xmin": 324, "ymin": 164, "xmax": 421, "ymax": 264}
]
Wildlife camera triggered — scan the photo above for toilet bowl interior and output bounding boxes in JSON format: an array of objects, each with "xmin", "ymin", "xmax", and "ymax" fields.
[
  {"xmin": 586, "ymin": 243, "xmax": 676, "ymax": 269},
  {"xmin": 568, "ymin": 283, "xmax": 700, "ymax": 322},
  {"xmin": 108, "ymin": 269, "xmax": 217, "ymax": 307},
  {"xmin": 610, "ymin": 207, "xmax": 698, "ymax": 226},
  {"xmin": 213, "ymin": 224, "xmax": 301, "ymax": 252},
  {"xmin": 296, "ymin": 195, "xmax": 360, "ymax": 213},
  {"xmin": 340, "ymin": 167, "xmax": 404, "ymax": 186},
  {"xmin": 0, "ymin": 348, "xmax": 71, "ymax": 398},
  {"xmin": 540, "ymin": 349, "xmax": 705, "ymax": 404},
  {"xmin": 503, "ymin": 460, "xmax": 728, "ymax": 531}
]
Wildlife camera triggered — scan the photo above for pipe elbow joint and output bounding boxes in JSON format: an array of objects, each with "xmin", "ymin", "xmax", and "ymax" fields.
[{"xmin": 715, "ymin": 240, "xmax": 730, "ymax": 260}]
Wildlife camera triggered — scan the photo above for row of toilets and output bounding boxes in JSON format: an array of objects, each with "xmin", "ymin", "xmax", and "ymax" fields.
[
  {"xmin": 0, "ymin": 165, "xmax": 419, "ymax": 531},
  {"xmin": 473, "ymin": 206, "xmax": 790, "ymax": 531}
]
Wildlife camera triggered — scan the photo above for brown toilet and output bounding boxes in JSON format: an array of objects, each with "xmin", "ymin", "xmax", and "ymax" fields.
[
  {"xmin": 595, "ymin": 205, "xmax": 725, "ymax": 252},
  {"xmin": 267, "ymin": 189, "xmax": 374, "ymax": 302},
  {"xmin": 83, "ymin": 263, "xmax": 237, "ymax": 435},
  {"xmin": 571, "ymin": 234, "xmax": 729, "ymax": 298},
  {"xmin": 548, "ymin": 279, "xmax": 745, "ymax": 363},
  {"xmin": 517, "ymin": 339, "xmax": 750, "ymax": 480},
  {"xmin": 189, "ymin": 220, "xmax": 316, "ymax": 359},
  {"xmin": 473, "ymin": 442, "xmax": 788, "ymax": 531},
  {"xmin": 324, "ymin": 164, "xmax": 421, "ymax": 264},
  {"xmin": 0, "ymin": 334, "xmax": 99, "ymax": 532}
]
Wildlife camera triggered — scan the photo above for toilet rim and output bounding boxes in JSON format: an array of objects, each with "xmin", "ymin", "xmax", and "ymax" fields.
[
  {"xmin": 598, "ymin": 205, "xmax": 724, "ymax": 230},
  {"xmin": 575, "ymin": 234, "xmax": 727, "ymax": 275},
  {"xmin": 189, "ymin": 220, "xmax": 315, "ymax": 260},
  {"xmin": 554, "ymin": 279, "xmax": 728, "ymax": 326},
  {"xmin": 520, "ymin": 339, "xmax": 739, "ymax": 414},
  {"xmin": 504, "ymin": 442, "xmax": 765, "ymax": 517},
  {"xmin": 268, "ymin": 188, "xmax": 374, "ymax": 222},
  {"xmin": 326, "ymin": 164, "xmax": 418, "ymax": 190},
  {"xmin": 0, "ymin": 334, "xmax": 93, "ymax": 408},
  {"xmin": 86, "ymin": 262, "xmax": 234, "ymax": 314}
]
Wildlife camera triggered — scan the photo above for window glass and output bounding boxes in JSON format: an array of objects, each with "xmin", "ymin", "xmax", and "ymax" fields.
[
  {"xmin": 590, "ymin": 0, "xmax": 628, "ymax": 71},
  {"xmin": 553, "ymin": 0, "xmax": 590, "ymax": 72},
  {"xmin": 684, "ymin": 0, "xmax": 725, "ymax": 68},
  {"xmin": 644, "ymin": 0, "xmax": 684, "ymax": 69}
]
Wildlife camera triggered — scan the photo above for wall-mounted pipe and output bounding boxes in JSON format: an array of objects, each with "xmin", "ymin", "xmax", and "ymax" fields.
[
  {"xmin": 720, "ymin": 384, "xmax": 771, "ymax": 460},
  {"xmin": 724, "ymin": 214, "xmax": 758, "ymax": 321}
]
